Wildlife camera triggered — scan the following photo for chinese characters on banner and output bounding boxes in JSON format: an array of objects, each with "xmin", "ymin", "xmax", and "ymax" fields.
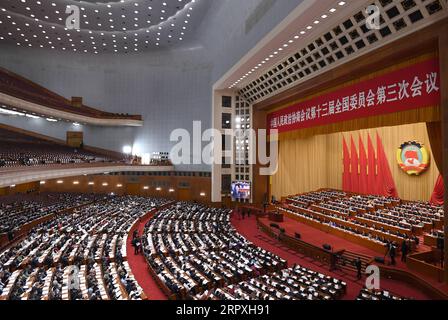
[{"xmin": 267, "ymin": 58, "xmax": 441, "ymax": 134}]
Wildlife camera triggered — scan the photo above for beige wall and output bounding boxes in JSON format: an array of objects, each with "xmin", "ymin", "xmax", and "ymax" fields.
[{"xmin": 272, "ymin": 122, "xmax": 440, "ymax": 201}]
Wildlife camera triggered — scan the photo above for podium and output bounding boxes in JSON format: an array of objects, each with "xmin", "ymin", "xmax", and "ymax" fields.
[{"xmin": 268, "ymin": 211, "xmax": 284, "ymax": 223}]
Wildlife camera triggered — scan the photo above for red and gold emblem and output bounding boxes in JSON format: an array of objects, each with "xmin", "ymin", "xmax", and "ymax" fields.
[{"xmin": 396, "ymin": 141, "xmax": 429, "ymax": 176}]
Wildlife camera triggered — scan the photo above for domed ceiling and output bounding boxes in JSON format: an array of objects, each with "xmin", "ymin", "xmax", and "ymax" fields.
[{"xmin": 0, "ymin": 0, "xmax": 210, "ymax": 54}]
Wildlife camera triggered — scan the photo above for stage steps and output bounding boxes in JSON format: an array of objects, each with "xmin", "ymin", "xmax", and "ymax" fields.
[{"xmin": 335, "ymin": 250, "xmax": 372, "ymax": 275}]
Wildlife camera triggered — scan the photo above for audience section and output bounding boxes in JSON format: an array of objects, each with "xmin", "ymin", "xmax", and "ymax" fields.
[
  {"xmin": 0, "ymin": 195, "xmax": 169, "ymax": 300},
  {"xmin": 142, "ymin": 202, "xmax": 348, "ymax": 300},
  {"xmin": 0, "ymin": 127, "xmax": 128, "ymax": 169}
]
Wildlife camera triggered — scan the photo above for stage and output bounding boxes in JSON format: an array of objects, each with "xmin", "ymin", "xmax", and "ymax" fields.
[{"xmin": 253, "ymin": 214, "xmax": 448, "ymax": 296}]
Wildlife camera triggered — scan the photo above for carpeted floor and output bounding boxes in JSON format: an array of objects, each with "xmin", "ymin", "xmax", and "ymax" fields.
[
  {"xmin": 125, "ymin": 209, "xmax": 436, "ymax": 300},
  {"xmin": 259, "ymin": 215, "xmax": 430, "ymax": 256},
  {"xmin": 231, "ymin": 213, "xmax": 432, "ymax": 300},
  {"xmin": 126, "ymin": 213, "xmax": 168, "ymax": 301}
]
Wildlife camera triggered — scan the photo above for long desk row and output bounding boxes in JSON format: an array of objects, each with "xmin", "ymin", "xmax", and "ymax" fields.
[{"xmin": 278, "ymin": 207, "xmax": 390, "ymax": 254}]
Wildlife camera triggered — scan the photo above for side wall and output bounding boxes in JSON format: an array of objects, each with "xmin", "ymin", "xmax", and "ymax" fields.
[
  {"xmin": 0, "ymin": 44, "xmax": 212, "ymax": 171},
  {"xmin": 0, "ymin": 175, "xmax": 212, "ymax": 204}
]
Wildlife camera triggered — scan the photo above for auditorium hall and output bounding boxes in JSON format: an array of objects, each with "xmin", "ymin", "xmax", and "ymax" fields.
[{"xmin": 0, "ymin": 0, "xmax": 447, "ymax": 306}]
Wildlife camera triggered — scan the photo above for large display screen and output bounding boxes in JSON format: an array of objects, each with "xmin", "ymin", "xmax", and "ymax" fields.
[{"xmin": 231, "ymin": 181, "xmax": 251, "ymax": 200}]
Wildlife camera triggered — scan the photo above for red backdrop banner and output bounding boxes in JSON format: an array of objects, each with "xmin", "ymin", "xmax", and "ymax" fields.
[
  {"xmin": 350, "ymin": 136, "xmax": 359, "ymax": 193},
  {"xmin": 430, "ymin": 174, "xmax": 444, "ymax": 205},
  {"xmin": 376, "ymin": 133, "xmax": 398, "ymax": 198},
  {"xmin": 358, "ymin": 135, "xmax": 368, "ymax": 195},
  {"xmin": 342, "ymin": 137, "xmax": 351, "ymax": 192},
  {"xmin": 268, "ymin": 58, "xmax": 440, "ymax": 133},
  {"xmin": 367, "ymin": 134, "xmax": 378, "ymax": 195}
]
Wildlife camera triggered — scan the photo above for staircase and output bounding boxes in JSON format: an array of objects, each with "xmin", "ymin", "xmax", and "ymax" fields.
[{"xmin": 335, "ymin": 250, "xmax": 372, "ymax": 275}]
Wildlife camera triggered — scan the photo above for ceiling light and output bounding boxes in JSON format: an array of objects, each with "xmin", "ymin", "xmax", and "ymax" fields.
[{"xmin": 25, "ymin": 114, "xmax": 40, "ymax": 119}]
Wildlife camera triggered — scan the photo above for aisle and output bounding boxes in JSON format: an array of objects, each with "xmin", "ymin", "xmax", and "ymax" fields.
[{"xmin": 126, "ymin": 214, "xmax": 168, "ymax": 301}]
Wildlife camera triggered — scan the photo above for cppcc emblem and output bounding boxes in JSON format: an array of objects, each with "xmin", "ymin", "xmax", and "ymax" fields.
[{"xmin": 397, "ymin": 141, "xmax": 429, "ymax": 176}]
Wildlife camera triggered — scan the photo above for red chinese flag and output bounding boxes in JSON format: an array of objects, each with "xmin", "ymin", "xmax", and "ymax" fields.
[
  {"xmin": 358, "ymin": 135, "xmax": 368, "ymax": 195},
  {"xmin": 342, "ymin": 137, "xmax": 351, "ymax": 192},
  {"xmin": 430, "ymin": 174, "xmax": 444, "ymax": 206},
  {"xmin": 350, "ymin": 135, "xmax": 359, "ymax": 193},
  {"xmin": 367, "ymin": 134, "xmax": 377, "ymax": 195},
  {"xmin": 376, "ymin": 132, "xmax": 398, "ymax": 198}
]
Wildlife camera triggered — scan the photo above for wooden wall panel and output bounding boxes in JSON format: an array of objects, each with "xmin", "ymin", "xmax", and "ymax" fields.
[
  {"xmin": 126, "ymin": 183, "xmax": 141, "ymax": 196},
  {"xmin": 8, "ymin": 182, "xmax": 40, "ymax": 195},
  {"xmin": 272, "ymin": 122, "xmax": 440, "ymax": 202},
  {"xmin": 66, "ymin": 131, "xmax": 84, "ymax": 148},
  {"xmin": 177, "ymin": 189, "xmax": 191, "ymax": 202},
  {"xmin": 38, "ymin": 175, "xmax": 212, "ymax": 204}
]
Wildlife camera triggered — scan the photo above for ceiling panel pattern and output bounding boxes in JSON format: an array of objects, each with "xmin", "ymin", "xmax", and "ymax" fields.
[
  {"xmin": 0, "ymin": 0, "xmax": 210, "ymax": 54},
  {"xmin": 238, "ymin": 0, "xmax": 448, "ymax": 104}
]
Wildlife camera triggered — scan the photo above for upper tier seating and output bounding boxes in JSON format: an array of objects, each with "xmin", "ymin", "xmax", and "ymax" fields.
[
  {"xmin": 0, "ymin": 195, "xmax": 170, "ymax": 300},
  {"xmin": 142, "ymin": 202, "xmax": 347, "ymax": 300},
  {"xmin": 0, "ymin": 67, "xmax": 141, "ymax": 120},
  {"xmin": 0, "ymin": 193, "xmax": 106, "ymax": 234},
  {"xmin": 0, "ymin": 127, "xmax": 128, "ymax": 169}
]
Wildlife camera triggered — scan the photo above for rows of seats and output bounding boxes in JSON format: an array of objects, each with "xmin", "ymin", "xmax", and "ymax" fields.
[
  {"xmin": 353, "ymin": 202, "xmax": 443, "ymax": 234},
  {"xmin": 288, "ymin": 192, "xmax": 400, "ymax": 212},
  {"xmin": 312, "ymin": 194, "xmax": 400, "ymax": 217},
  {"xmin": 428, "ymin": 230, "xmax": 444, "ymax": 239},
  {"xmin": 282, "ymin": 205, "xmax": 416, "ymax": 248},
  {"xmin": 314, "ymin": 199, "xmax": 359, "ymax": 216},
  {"xmin": 282, "ymin": 190, "xmax": 443, "ymax": 251},
  {"xmin": 0, "ymin": 193, "xmax": 106, "ymax": 234},
  {"xmin": 194, "ymin": 265, "xmax": 347, "ymax": 300},
  {"xmin": 340, "ymin": 195, "xmax": 400, "ymax": 210},
  {"xmin": 0, "ymin": 195, "xmax": 170, "ymax": 300},
  {"xmin": 357, "ymin": 287, "xmax": 408, "ymax": 300},
  {"xmin": 0, "ymin": 127, "xmax": 127, "ymax": 169},
  {"xmin": 142, "ymin": 202, "xmax": 347, "ymax": 300},
  {"xmin": 287, "ymin": 190, "xmax": 346, "ymax": 207}
]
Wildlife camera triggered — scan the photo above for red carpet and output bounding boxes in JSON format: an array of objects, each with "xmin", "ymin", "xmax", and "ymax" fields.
[
  {"xmin": 259, "ymin": 215, "xmax": 429, "ymax": 256},
  {"xmin": 231, "ymin": 213, "xmax": 432, "ymax": 300},
  {"xmin": 126, "ymin": 213, "xmax": 168, "ymax": 300},
  {"xmin": 125, "ymin": 209, "xmax": 435, "ymax": 300}
]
